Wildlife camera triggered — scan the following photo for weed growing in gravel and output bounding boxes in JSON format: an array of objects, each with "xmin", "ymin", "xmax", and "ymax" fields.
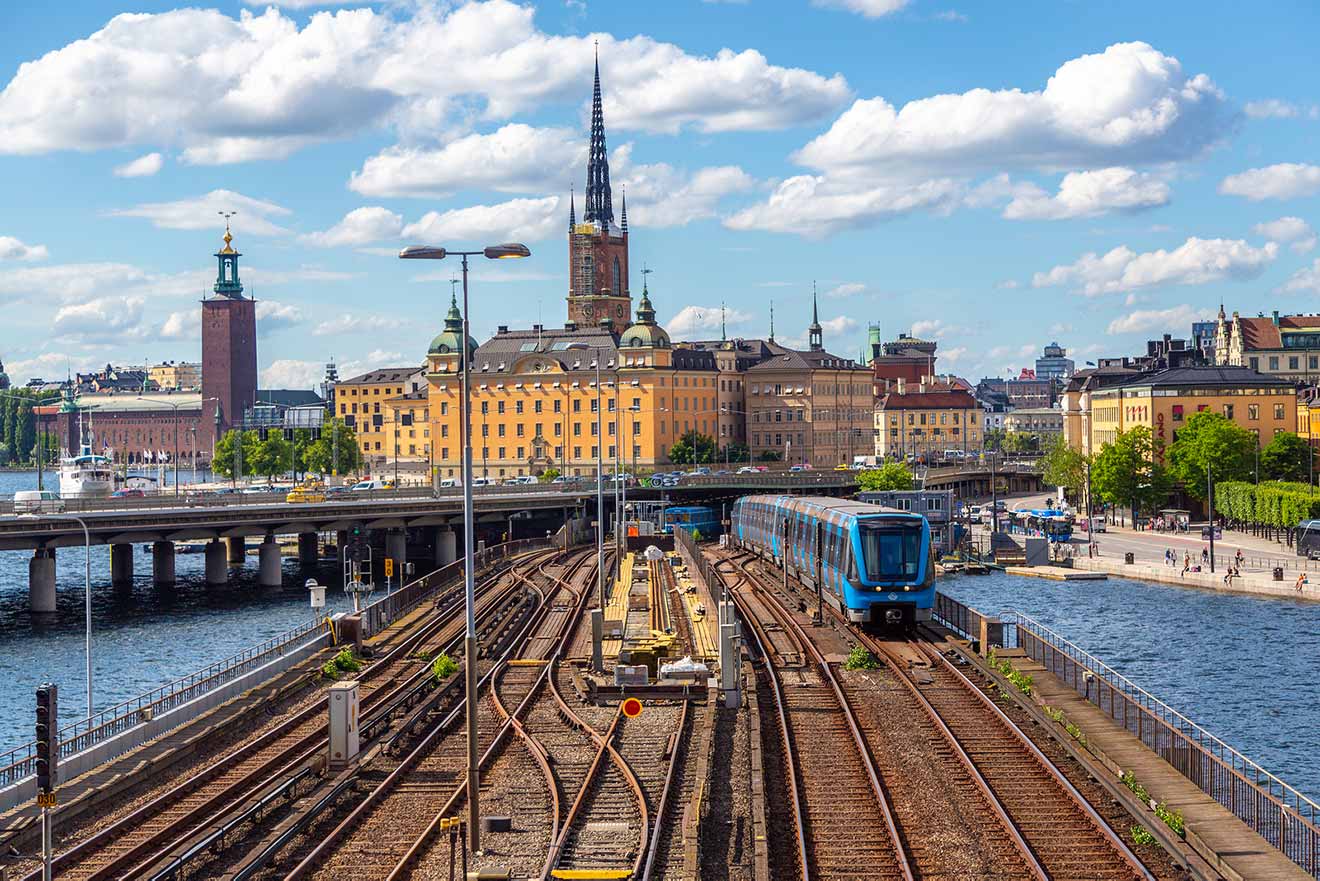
[
  {"xmin": 431, "ymin": 653, "xmax": 459, "ymax": 682},
  {"xmin": 1131, "ymin": 825, "xmax": 1156, "ymax": 846},
  {"xmin": 1155, "ymin": 801, "xmax": 1185, "ymax": 837},
  {"xmin": 321, "ymin": 649, "xmax": 363, "ymax": 681},
  {"xmin": 987, "ymin": 651, "xmax": 1033, "ymax": 695},
  {"xmin": 1121, "ymin": 770, "xmax": 1150, "ymax": 803},
  {"xmin": 1044, "ymin": 705, "xmax": 1065, "ymax": 723},
  {"xmin": 844, "ymin": 645, "xmax": 879, "ymax": 670}
]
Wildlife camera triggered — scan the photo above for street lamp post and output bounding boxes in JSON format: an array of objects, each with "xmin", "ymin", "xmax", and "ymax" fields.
[
  {"xmin": 594, "ymin": 350, "xmax": 605, "ymax": 611},
  {"xmin": 399, "ymin": 241, "xmax": 529, "ymax": 856},
  {"xmin": 138, "ymin": 396, "xmax": 215, "ymax": 496}
]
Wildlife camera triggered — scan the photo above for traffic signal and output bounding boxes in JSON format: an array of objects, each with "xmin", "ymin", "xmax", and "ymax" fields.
[{"xmin": 35, "ymin": 683, "xmax": 58, "ymax": 794}]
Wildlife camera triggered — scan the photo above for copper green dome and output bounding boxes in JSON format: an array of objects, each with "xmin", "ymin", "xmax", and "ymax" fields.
[
  {"xmin": 429, "ymin": 293, "xmax": 476, "ymax": 356},
  {"xmin": 620, "ymin": 284, "xmax": 670, "ymax": 348}
]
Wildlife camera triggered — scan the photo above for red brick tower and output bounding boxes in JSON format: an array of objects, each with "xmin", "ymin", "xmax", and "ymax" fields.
[
  {"xmin": 202, "ymin": 221, "xmax": 258, "ymax": 437},
  {"xmin": 567, "ymin": 52, "xmax": 631, "ymax": 334}
]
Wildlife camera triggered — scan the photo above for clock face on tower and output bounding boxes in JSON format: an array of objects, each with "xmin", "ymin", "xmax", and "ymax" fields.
[
  {"xmin": 615, "ymin": 304, "xmax": 624, "ymax": 318},
  {"xmin": 582, "ymin": 303, "xmax": 594, "ymax": 318}
]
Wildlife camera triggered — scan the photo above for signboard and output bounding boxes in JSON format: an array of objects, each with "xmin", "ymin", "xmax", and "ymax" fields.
[
  {"xmin": 1200, "ymin": 525, "xmax": 1222, "ymax": 540},
  {"xmin": 621, "ymin": 697, "xmax": 643, "ymax": 718},
  {"xmin": 384, "ymin": 558, "xmax": 394, "ymax": 579}
]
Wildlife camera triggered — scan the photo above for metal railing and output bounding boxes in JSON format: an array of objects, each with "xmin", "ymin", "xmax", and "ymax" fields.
[
  {"xmin": 1001, "ymin": 610, "xmax": 1320, "ymax": 878},
  {"xmin": 932, "ymin": 592, "xmax": 985, "ymax": 643},
  {"xmin": 0, "ymin": 612, "xmax": 329, "ymax": 788}
]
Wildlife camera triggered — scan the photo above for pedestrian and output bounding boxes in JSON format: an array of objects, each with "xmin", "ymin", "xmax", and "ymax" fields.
[
  {"xmin": 1235, "ymin": 549, "xmax": 1244, "ymax": 569},
  {"xmin": 1297, "ymin": 573, "xmax": 1308, "ymax": 592},
  {"xmin": 1201, "ymin": 547, "xmax": 1209, "ymax": 565}
]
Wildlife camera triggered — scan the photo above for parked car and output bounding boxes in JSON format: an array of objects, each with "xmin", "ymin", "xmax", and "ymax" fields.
[
  {"xmin": 287, "ymin": 481, "xmax": 327, "ymax": 504},
  {"xmin": 111, "ymin": 488, "xmax": 145, "ymax": 498},
  {"xmin": 471, "ymin": 477, "xmax": 495, "ymax": 487},
  {"xmin": 14, "ymin": 489, "xmax": 63, "ymax": 513},
  {"xmin": 736, "ymin": 466, "xmax": 758, "ymax": 474}
]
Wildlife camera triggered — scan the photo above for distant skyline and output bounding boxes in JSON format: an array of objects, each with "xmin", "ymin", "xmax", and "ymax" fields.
[{"xmin": 1, "ymin": 1, "xmax": 1317, "ymax": 388}]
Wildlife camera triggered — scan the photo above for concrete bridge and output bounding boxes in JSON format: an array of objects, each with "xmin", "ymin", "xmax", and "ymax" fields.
[
  {"xmin": 4, "ymin": 472, "xmax": 858, "ymax": 610},
  {"xmin": 921, "ymin": 461, "xmax": 1042, "ymax": 499}
]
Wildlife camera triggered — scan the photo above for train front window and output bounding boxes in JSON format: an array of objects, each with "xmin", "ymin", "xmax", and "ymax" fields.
[{"xmin": 858, "ymin": 522, "xmax": 921, "ymax": 581}]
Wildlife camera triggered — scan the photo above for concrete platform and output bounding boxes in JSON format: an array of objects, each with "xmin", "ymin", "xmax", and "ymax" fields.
[
  {"xmin": 1074, "ymin": 556, "xmax": 1320, "ymax": 601},
  {"xmin": 1003, "ymin": 564, "xmax": 1108, "ymax": 581},
  {"xmin": 1014, "ymin": 654, "xmax": 1311, "ymax": 881}
]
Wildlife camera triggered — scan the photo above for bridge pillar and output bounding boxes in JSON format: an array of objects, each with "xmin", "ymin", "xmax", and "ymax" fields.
[
  {"xmin": 205, "ymin": 540, "xmax": 228, "ymax": 586},
  {"xmin": 258, "ymin": 535, "xmax": 282, "ymax": 587},
  {"xmin": 29, "ymin": 548, "xmax": 56, "ymax": 614},
  {"xmin": 336, "ymin": 531, "xmax": 349, "ymax": 564},
  {"xmin": 434, "ymin": 528, "xmax": 456, "ymax": 567},
  {"xmin": 386, "ymin": 528, "xmax": 407, "ymax": 572},
  {"xmin": 152, "ymin": 541, "xmax": 176, "ymax": 586},
  {"xmin": 297, "ymin": 532, "xmax": 319, "ymax": 568},
  {"xmin": 110, "ymin": 543, "xmax": 134, "ymax": 587},
  {"xmin": 226, "ymin": 536, "xmax": 246, "ymax": 566}
]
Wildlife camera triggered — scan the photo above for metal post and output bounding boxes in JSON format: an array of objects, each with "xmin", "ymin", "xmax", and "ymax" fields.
[
  {"xmin": 1207, "ymin": 464, "xmax": 1215, "ymax": 574},
  {"xmin": 596, "ymin": 352, "xmax": 605, "ymax": 612},
  {"xmin": 1085, "ymin": 460, "xmax": 1093, "ymax": 547},
  {"xmin": 173, "ymin": 404, "xmax": 180, "ymax": 497},
  {"xmin": 458, "ymin": 253, "xmax": 481, "ymax": 854},
  {"xmin": 41, "ymin": 805, "xmax": 51, "ymax": 881}
]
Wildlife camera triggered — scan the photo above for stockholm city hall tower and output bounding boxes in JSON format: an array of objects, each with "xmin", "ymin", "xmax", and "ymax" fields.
[{"xmin": 566, "ymin": 53, "xmax": 632, "ymax": 335}]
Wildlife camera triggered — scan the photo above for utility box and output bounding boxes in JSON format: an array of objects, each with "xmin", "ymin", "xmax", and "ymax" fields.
[
  {"xmin": 615, "ymin": 665, "xmax": 648, "ymax": 687},
  {"xmin": 327, "ymin": 680, "xmax": 360, "ymax": 771}
]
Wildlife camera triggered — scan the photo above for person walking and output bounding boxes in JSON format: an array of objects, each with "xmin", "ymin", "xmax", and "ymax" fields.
[
  {"xmin": 1201, "ymin": 547, "xmax": 1209, "ymax": 565},
  {"xmin": 1297, "ymin": 573, "xmax": 1308, "ymax": 592}
]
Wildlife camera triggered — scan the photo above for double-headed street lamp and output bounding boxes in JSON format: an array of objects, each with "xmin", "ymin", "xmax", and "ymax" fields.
[{"xmin": 399, "ymin": 241, "xmax": 529, "ymax": 856}]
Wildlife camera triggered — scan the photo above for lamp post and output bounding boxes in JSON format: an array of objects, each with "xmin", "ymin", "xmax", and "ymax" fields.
[
  {"xmin": 137, "ymin": 396, "xmax": 216, "ymax": 496},
  {"xmin": 593, "ymin": 349, "xmax": 605, "ymax": 611},
  {"xmin": 399, "ymin": 241, "xmax": 529, "ymax": 855}
]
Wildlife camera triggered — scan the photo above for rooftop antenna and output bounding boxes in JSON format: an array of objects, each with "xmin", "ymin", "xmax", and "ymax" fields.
[
  {"xmin": 769, "ymin": 301, "xmax": 775, "ymax": 343},
  {"xmin": 721, "ymin": 301, "xmax": 727, "ymax": 342}
]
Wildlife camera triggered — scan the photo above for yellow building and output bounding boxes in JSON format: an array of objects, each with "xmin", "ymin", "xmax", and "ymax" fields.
[
  {"xmin": 874, "ymin": 380, "xmax": 982, "ymax": 459},
  {"xmin": 1088, "ymin": 366, "xmax": 1296, "ymax": 458},
  {"xmin": 334, "ymin": 366, "xmax": 426, "ymax": 465},
  {"xmin": 426, "ymin": 288, "xmax": 723, "ymax": 480},
  {"xmin": 148, "ymin": 361, "xmax": 201, "ymax": 390},
  {"xmin": 384, "ymin": 389, "xmax": 430, "ymax": 462}
]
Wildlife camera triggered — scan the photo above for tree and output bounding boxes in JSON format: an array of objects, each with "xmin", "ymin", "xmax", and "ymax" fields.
[
  {"xmin": 303, "ymin": 418, "xmax": 361, "ymax": 476},
  {"xmin": 1003, "ymin": 431, "xmax": 1040, "ymax": 454},
  {"xmin": 251, "ymin": 432, "xmax": 292, "ymax": 481},
  {"xmin": 290, "ymin": 428, "xmax": 314, "ymax": 480},
  {"xmin": 721, "ymin": 441, "xmax": 750, "ymax": 464},
  {"xmin": 757, "ymin": 450, "xmax": 782, "ymax": 462},
  {"xmin": 1039, "ymin": 436, "xmax": 1087, "ymax": 499},
  {"xmin": 1166, "ymin": 410, "xmax": 1256, "ymax": 498},
  {"xmin": 538, "ymin": 467, "xmax": 561, "ymax": 483},
  {"xmin": 857, "ymin": 461, "xmax": 914, "ymax": 492},
  {"xmin": 669, "ymin": 430, "xmax": 716, "ymax": 465},
  {"xmin": 1090, "ymin": 426, "xmax": 1172, "ymax": 524},
  {"xmin": 983, "ymin": 428, "xmax": 1006, "ymax": 452},
  {"xmin": 16, "ymin": 405, "xmax": 35, "ymax": 465},
  {"xmin": 213, "ymin": 429, "xmax": 261, "ymax": 479},
  {"xmin": 1260, "ymin": 432, "xmax": 1313, "ymax": 483}
]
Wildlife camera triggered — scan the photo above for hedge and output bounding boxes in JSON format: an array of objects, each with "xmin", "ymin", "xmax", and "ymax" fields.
[{"xmin": 1214, "ymin": 480, "xmax": 1320, "ymax": 531}]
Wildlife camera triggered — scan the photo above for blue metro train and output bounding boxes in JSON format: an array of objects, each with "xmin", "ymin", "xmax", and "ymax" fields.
[{"xmin": 731, "ymin": 494, "xmax": 935, "ymax": 627}]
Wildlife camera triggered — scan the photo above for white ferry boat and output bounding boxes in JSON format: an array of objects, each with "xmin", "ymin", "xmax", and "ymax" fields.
[{"xmin": 59, "ymin": 445, "xmax": 115, "ymax": 499}]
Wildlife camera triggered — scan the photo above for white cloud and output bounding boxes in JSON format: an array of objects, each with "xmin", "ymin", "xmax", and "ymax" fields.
[
  {"xmin": 261, "ymin": 359, "xmax": 323, "ymax": 390},
  {"xmin": 299, "ymin": 207, "xmax": 404, "ymax": 248},
  {"xmin": 0, "ymin": 236, "xmax": 48, "ymax": 261},
  {"xmin": 819, "ymin": 316, "xmax": 856, "ymax": 336},
  {"xmin": 940, "ymin": 346, "xmax": 968, "ymax": 363},
  {"xmin": 724, "ymin": 174, "xmax": 961, "ymax": 237},
  {"xmin": 1244, "ymin": 99, "xmax": 1319, "ymax": 120},
  {"xmin": 1049, "ymin": 322, "xmax": 1074, "ymax": 334},
  {"xmin": 614, "ymin": 151, "xmax": 755, "ymax": 227},
  {"xmin": 1033, "ymin": 237, "xmax": 1279, "ymax": 296},
  {"xmin": 1002, "ymin": 167, "xmax": 1170, "ymax": 220},
  {"xmin": 7, "ymin": 351, "xmax": 101, "ymax": 385},
  {"xmin": 1253, "ymin": 216, "xmax": 1317, "ymax": 254},
  {"xmin": 811, "ymin": 0, "xmax": 910, "ymax": 17},
  {"xmin": 0, "ymin": 3, "xmax": 848, "ymax": 163},
  {"xmin": 246, "ymin": 265, "xmax": 357, "ymax": 286},
  {"xmin": 797, "ymin": 42, "xmax": 1227, "ymax": 176},
  {"xmin": 313, "ymin": 313, "xmax": 404, "ymax": 336},
  {"xmin": 824, "ymin": 282, "xmax": 866, "ymax": 298},
  {"xmin": 1280, "ymin": 259, "xmax": 1320, "ymax": 294},
  {"xmin": 1106, "ymin": 304, "xmax": 1206, "ymax": 335},
  {"xmin": 665, "ymin": 304, "xmax": 752, "ymax": 337},
  {"xmin": 113, "ymin": 152, "xmax": 163, "ymax": 178},
  {"xmin": 160, "ymin": 309, "xmax": 200, "ymax": 340},
  {"xmin": 401, "ymin": 196, "xmax": 562, "ymax": 244},
  {"xmin": 1219, "ymin": 163, "xmax": 1320, "ymax": 201},
  {"xmin": 911, "ymin": 319, "xmax": 964, "ymax": 338},
  {"xmin": 108, "ymin": 189, "xmax": 291, "ymax": 236},
  {"xmin": 241, "ymin": 0, "xmax": 358, "ymax": 7},
  {"xmin": 0, "ymin": 262, "xmax": 207, "ymax": 304},
  {"xmin": 256, "ymin": 300, "xmax": 303, "ymax": 331},
  {"xmin": 351, "ymin": 125, "xmax": 579, "ymax": 199},
  {"xmin": 53, "ymin": 296, "xmax": 150, "ymax": 343}
]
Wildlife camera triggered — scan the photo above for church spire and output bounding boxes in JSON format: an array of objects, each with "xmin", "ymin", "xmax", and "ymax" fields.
[
  {"xmin": 584, "ymin": 43, "xmax": 614, "ymax": 226},
  {"xmin": 620, "ymin": 187, "xmax": 628, "ymax": 234},
  {"xmin": 769, "ymin": 301, "xmax": 775, "ymax": 343},
  {"xmin": 808, "ymin": 280, "xmax": 823, "ymax": 351},
  {"xmin": 721, "ymin": 302, "xmax": 727, "ymax": 342},
  {"xmin": 568, "ymin": 185, "xmax": 576, "ymax": 232}
]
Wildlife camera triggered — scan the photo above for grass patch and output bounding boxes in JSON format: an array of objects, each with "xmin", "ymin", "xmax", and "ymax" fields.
[
  {"xmin": 844, "ymin": 645, "xmax": 880, "ymax": 670},
  {"xmin": 987, "ymin": 649, "xmax": 1033, "ymax": 696},
  {"xmin": 321, "ymin": 648, "xmax": 363, "ymax": 681},
  {"xmin": 1131, "ymin": 825, "xmax": 1156, "ymax": 846},
  {"xmin": 1064, "ymin": 720, "xmax": 1087, "ymax": 747},
  {"xmin": 1122, "ymin": 770, "xmax": 1185, "ymax": 838},
  {"xmin": 431, "ymin": 653, "xmax": 459, "ymax": 683}
]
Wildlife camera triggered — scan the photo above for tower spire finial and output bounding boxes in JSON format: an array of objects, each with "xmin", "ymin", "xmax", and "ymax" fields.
[
  {"xmin": 584, "ymin": 44, "xmax": 613, "ymax": 226},
  {"xmin": 721, "ymin": 302, "xmax": 727, "ymax": 342},
  {"xmin": 769, "ymin": 301, "xmax": 775, "ymax": 343},
  {"xmin": 808, "ymin": 279, "xmax": 824, "ymax": 351},
  {"xmin": 569, "ymin": 184, "xmax": 576, "ymax": 232},
  {"xmin": 620, "ymin": 186, "xmax": 628, "ymax": 234}
]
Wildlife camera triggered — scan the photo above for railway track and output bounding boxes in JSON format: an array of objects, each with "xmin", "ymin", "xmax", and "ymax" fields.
[
  {"xmin": 725, "ymin": 556, "xmax": 913, "ymax": 881},
  {"xmin": 28, "ymin": 548, "xmax": 554, "ymax": 881}
]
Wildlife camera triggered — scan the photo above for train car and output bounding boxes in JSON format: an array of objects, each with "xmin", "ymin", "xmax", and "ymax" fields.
[
  {"xmin": 731, "ymin": 494, "xmax": 934, "ymax": 627},
  {"xmin": 664, "ymin": 505, "xmax": 722, "ymax": 538}
]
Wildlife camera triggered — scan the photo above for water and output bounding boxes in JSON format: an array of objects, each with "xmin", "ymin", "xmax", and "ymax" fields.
[
  {"xmin": 0, "ymin": 470, "xmax": 356, "ymax": 754},
  {"xmin": 942, "ymin": 571, "xmax": 1320, "ymax": 802}
]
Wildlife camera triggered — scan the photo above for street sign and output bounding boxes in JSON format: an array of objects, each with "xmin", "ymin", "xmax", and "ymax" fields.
[
  {"xmin": 35, "ymin": 792, "xmax": 56, "ymax": 808},
  {"xmin": 384, "ymin": 558, "xmax": 394, "ymax": 579},
  {"xmin": 621, "ymin": 697, "xmax": 643, "ymax": 718}
]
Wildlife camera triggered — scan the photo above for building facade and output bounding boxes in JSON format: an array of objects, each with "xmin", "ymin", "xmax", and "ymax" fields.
[
  {"xmin": 1215, "ymin": 308, "xmax": 1320, "ymax": 384},
  {"xmin": 1003, "ymin": 407, "xmax": 1064, "ymax": 438},
  {"xmin": 870, "ymin": 332, "xmax": 937, "ymax": 393},
  {"xmin": 334, "ymin": 367, "xmax": 426, "ymax": 464},
  {"xmin": 874, "ymin": 380, "xmax": 982, "ymax": 459},
  {"xmin": 149, "ymin": 361, "xmax": 202, "ymax": 391},
  {"xmin": 1034, "ymin": 342, "xmax": 1074, "ymax": 382}
]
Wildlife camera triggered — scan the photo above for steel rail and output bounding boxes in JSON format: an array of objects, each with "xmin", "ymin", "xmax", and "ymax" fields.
[
  {"xmin": 639, "ymin": 699, "xmax": 692, "ymax": 881},
  {"xmin": 730, "ymin": 553, "xmax": 915, "ymax": 881}
]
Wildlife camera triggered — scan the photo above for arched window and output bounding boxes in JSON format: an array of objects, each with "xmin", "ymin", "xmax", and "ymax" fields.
[{"xmin": 613, "ymin": 257, "xmax": 622, "ymax": 296}]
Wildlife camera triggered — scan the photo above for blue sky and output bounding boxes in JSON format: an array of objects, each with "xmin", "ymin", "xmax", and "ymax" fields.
[{"xmin": 1, "ymin": 0, "xmax": 1317, "ymax": 388}]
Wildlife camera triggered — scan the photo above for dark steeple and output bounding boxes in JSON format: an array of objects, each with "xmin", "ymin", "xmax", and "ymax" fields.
[
  {"xmin": 568, "ymin": 185, "xmax": 576, "ymax": 232},
  {"xmin": 808, "ymin": 280, "xmax": 823, "ymax": 351},
  {"xmin": 620, "ymin": 187, "xmax": 628, "ymax": 234},
  {"xmin": 584, "ymin": 45, "xmax": 614, "ymax": 226}
]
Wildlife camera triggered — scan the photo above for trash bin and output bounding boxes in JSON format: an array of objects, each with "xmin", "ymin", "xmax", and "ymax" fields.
[
  {"xmin": 1124, "ymin": 552, "xmax": 1134, "ymax": 565},
  {"xmin": 1273, "ymin": 567, "xmax": 1284, "ymax": 581}
]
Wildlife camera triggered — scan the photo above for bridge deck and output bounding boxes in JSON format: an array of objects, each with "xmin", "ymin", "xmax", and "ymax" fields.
[{"xmin": 1017, "ymin": 652, "xmax": 1312, "ymax": 881}]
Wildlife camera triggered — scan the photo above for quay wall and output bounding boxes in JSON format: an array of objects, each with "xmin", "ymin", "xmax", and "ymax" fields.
[{"xmin": 1071, "ymin": 556, "xmax": 1320, "ymax": 602}]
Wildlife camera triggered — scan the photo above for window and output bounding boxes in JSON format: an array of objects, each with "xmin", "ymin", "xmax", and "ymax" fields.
[
  {"xmin": 515, "ymin": 401, "xmax": 523, "ymax": 414},
  {"xmin": 1249, "ymin": 357, "xmax": 1259, "ymax": 371},
  {"xmin": 516, "ymin": 424, "xmax": 525, "ymax": 437},
  {"xmin": 534, "ymin": 400, "xmax": 542, "ymax": 414},
  {"xmin": 573, "ymin": 423, "xmax": 581, "ymax": 436},
  {"xmin": 1223, "ymin": 403, "xmax": 1234, "ymax": 419},
  {"xmin": 1291, "ymin": 356, "xmax": 1300, "ymax": 371},
  {"xmin": 498, "ymin": 446, "xmax": 505, "ymax": 458},
  {"xmin": 1275, "ymin": 403, "xmax": 1286, "ymax": 420},
  {"xmin": 573, "ymin": 399, "xmax": 581, "ymax": 413},
  {"xmin": 497, "ymin": 401, "xmax": 505, "ymax": 414},
  {"xmin": 497, "ymin": 424, "xmax": 506, "ymax": 437},
  {"xmin": 1269, "ymin": 356, "xmax": 1279, "ymax": 371},
  {"xmin": 1248, "ymin": 404, "xmax": 1259, "ymax": 420},
  {"xmin": 481, "ymin": 401, "xmax": 489, "ymax": 415},
  {"xmin": 553, "ymin": 399, "xmax": 562, "ymax": 413}
]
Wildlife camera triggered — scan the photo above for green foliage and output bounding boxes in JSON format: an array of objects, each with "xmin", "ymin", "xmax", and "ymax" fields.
[
  {"xmin": 691, "ymin": 529, "xmax": 704, "ymax": 542},
  {"xmin": 757, "ymin": 450, "xmax": 782, "ymax": 462},
  {"xmin": 250, "ymin": 431, "xmax": 292, "ymax": 481},
  {"xmin": 431, "ymin": 653, "xmax": 459, "ymax": 682},
  {"xmin": 321, "ymin": 649, "xmax": 363, "ymax": 680},
  {"xmin": 1039, "ymin": 436, "xmax": 1087, "ymax": 497},
  {"xmin": 303, "ymin": 418, "xmax": 361, "ymax": 476},
  {"xmin": 1155, "ymin": 801, "xmax": 1185, "ymax": 837},
  {"xmin": 844, "ymin": 645, "xmax": 879, "ymax": 670},
  {"xmin": 989, "ymin": 653, "xmax": 1033, "ymax": 695},
  {"xmin": 212, "ymin": 429, "xmax": 261, "ymax": 479},
  {"xmin": 857, "ymin": 461, "xmax": 914, "ymax": 492},
  {"xmin": 1043, "ymin": 705, "xmax": 1065, "ymax": 723},
  {"xmin": 1064, "ymin": 720, "xmax": 1087, "ymax": 746},
  {"xmin": 1214, "ymin": 480, "xmax": 1320, "ymax": 529},
  {"xmin": 1003, "ymin": 431, "xmax": 1041, "ymax": 454},
  {"xmin": 1131, "ymin": 826, "xmax": 1157, "ymax": 846},
  {"xmin": 1090, "ymin": 426, "xmax": 1172, "ymax": 519},
  {"xmin": 983, "ymin": 428, "xmax": 1006, "ymax": 452},
  {"xmin": 721, "ymin": 441, "xmax": 751, "ymax": 463},
  {"xmin": 1260, "ymin": 432, "xmax": 1313, "ymax": 483},
  {"xmin": 1167, "ymin": 410, "xmax": 1257, "ymax": 498},
  {"xmin": 668, "ymin": 430, "xmax": 717, "ymax": 465},
  {"xmin": 538, "ymin": 467, "xmax": 561, "ymax": 483},
  {"xmin": 1121, "ymin": 769, "xmax": 1150, "ymax": 803}
]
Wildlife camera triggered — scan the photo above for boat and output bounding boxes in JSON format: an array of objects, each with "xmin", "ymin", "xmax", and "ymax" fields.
[{"xmin": 59, "ymin": 446, "xmax": 114, "ymax": 499}]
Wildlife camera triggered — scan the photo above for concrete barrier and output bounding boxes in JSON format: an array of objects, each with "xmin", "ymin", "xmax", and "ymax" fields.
[{"xmin": 1073, "ymin": 557, "xmax": 1320, "ymax": 602}]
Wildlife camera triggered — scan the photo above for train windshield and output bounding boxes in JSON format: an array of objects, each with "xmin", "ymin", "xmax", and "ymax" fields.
[{"xmin": 858, "ymin": 521, "xmax": 922, "ymax": 582}]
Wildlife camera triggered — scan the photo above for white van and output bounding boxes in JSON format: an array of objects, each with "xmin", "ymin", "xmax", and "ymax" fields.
[
  {"xmin": 14, "ymin": 490, "xmax": 63, "ymax": 513},
  {"xmin": 1089, "ymin": 516, "xmax": 1107, "ymax": 533},
  {"xmin": 350, "ymin": 479, "xmax": 386, "ymax": 491},
  {"xmin": 438, "ymin": 478, "xmax": 460, "ymax": 488},
  {"xmin": 471, "ymin": 477, "xmax": 494, "ymax": 487}
]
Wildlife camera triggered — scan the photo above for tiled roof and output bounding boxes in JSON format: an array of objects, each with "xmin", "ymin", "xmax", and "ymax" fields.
[
  {"xmin": 470, "ymin": 327, "xmax": 717, "ymax": 373},
  {"xmin": 1237, "ymin": 314, "xmax": 1320, "ymax": 350},
  {"xmin": 340, "ymin": 367, "xmax": 423, "ymax": 384},
  {"xmin": 879, "ymin": 389, "xmax": 978, "ymax": 409},
  {"xmin": 1119, "ymin": 366, "xmax": 1293, "ymax": 389},
  {"xmin": 746, "ymin": 347, "xmax": 866, "ymax": 372}
]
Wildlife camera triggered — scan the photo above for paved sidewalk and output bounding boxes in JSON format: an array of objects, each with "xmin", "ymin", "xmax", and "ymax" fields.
[{"xmin": 1071, "ymin": 556, "xmax": 1320, "ymax": 602}]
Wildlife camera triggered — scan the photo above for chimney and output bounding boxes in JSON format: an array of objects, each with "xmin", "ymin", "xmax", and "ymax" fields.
[
  {"xmin": 497, "ymin": 325, "xmax": 509, "ymax": 334},
  {"xmin": 918, "ymin": 381, "xmax": 927, "ymax": 393},
  {"xmin": 1273, "ymin": 310, "xmax": 1281, "ymax": 326},
  {"xmin": 532, "ymin": 323, "xmax": 543, "ymax": 333}
]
